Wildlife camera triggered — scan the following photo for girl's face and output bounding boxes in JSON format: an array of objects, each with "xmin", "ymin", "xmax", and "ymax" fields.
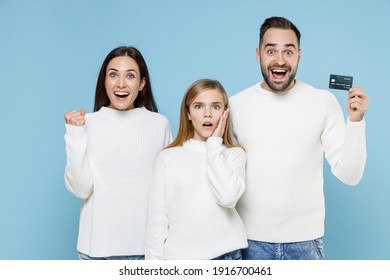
[
  {"xmin": 105, "ymin": 56, "xmax": 146, "ymax": 111},
  {"xmin": 187, "ymin": 89, "xmax": 225, "ymax": 141}
]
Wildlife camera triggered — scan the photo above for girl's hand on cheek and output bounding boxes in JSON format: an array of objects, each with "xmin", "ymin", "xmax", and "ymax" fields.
[{"xmin": 212, "ymin": 108, "xmax": 229, "ymax": 138}]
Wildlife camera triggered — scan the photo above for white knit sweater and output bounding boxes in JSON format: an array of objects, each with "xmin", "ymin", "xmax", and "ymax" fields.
[
  {"xmin": 145, "ymin": 137, "xmax": 248, "ymax": 260},
  {"xmin": 229, "ymin": 81, "xmax": 366, "ymax": 243},
  {"xmin": 64, "ymin": 106, "xmax": 172, "ymax": 257}
]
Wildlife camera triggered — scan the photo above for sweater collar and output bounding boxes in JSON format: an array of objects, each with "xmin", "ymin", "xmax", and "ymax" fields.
[
  {"xmin": 256, "ymin": 80, "xmax": 302, "ymax": 98},
  {"xmin": 99, "ymin": 106, "xmax": 146, "ymax": 119},
  {"xmin": 183, "ymin": 139, "xmax": 207, "ymax": 153}
]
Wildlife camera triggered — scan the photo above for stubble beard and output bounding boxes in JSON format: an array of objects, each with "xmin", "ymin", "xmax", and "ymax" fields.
[{"xmin": 261, "ymin": 63, "xmax": 298, "ymax": 93}]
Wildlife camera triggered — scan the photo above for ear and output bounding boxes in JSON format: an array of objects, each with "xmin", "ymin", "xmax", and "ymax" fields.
[
  {"xmin": 187, "ymin": 110, "xmax": 192, "ymax": 121},
  {"xmin": 256, "ymin": 47, "xmax": 261, "ymax": 63},
  {"xmin": 298, "ymin": 48, "xmax": 302, "ymax": 64},
  {"xmin": 139, "ymin": 77, "xmax": 146, "ymax": 91}
]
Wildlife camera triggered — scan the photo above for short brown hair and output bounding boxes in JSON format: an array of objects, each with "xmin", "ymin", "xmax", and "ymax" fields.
[{"xmin": 259, "ymin": 16, "xmax": 301, "ymax": 48}]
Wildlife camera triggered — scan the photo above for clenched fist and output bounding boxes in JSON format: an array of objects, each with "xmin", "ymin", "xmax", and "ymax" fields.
[{"xmin": 64, "ymin": 109, "xmax": 86, "ymax": 126}]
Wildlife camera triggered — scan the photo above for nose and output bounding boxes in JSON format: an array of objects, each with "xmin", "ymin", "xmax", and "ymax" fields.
[
  {"xmin": 118, "ymin": 75, "xmax": 126, "ymax": 88},
  {"xmin": 275, "ymin": 52, "xmax": 286, "ymax": 65},
  {"xmin": 204, "ymin": 107, "xmax": 212, "ymax": 118}
]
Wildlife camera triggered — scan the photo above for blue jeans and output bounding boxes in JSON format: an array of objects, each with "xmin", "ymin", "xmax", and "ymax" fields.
[
  {"xmin": 242, "ymin": 237, "xmax": 324, "ymax": 260},
  {"xmin": 212, "ymin": 249, "xmax": 243, "ymax": 260},
  {"xmin": 78, "ymin": 252, "xmax": 144, "ymax": 260}
]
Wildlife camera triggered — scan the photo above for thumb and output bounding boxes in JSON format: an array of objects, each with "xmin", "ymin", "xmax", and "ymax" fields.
[{"xmin": 80, "ymin": 108, "xmax": 86, "ymax": 116}]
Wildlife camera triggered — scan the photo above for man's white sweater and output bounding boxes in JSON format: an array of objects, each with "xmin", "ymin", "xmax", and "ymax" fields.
[
  {"xmin": 229, "ymin": 81, "xmax": 366, "ymax": 243},
  {"xmin": 145, "ymin": 137, "xmax": 248, "ymax": 259},
  {"xmin": 64, "ymin": 106, "xmax": 171, "ymax": 257}
]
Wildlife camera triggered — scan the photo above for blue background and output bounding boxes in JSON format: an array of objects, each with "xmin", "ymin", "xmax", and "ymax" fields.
[{"xmin": 0, "ymin": 0, "xmax": 388, "ymax": 260}]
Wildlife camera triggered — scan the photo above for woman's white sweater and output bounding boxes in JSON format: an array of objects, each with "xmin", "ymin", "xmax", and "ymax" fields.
[{"xmin": 64, "ymin": 106, "xmax": 171, "ymax": 257}]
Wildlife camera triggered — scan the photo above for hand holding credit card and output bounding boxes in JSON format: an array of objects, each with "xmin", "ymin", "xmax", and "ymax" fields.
[{"xmin": 329, "ymin": 74, "xmax": 353, "ymax": 90}]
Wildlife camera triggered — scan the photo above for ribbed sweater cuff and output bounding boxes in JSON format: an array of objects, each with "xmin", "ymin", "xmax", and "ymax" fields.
[
  {"xmin": 346, "ymin": 117, "xmax": 366, "ymax": 129},
  {"xmin": 206, "ymin": 136, "xmax": 223, "ymax": 147},
  {"xmin": 65, "ymin": 124, "xmax": 86, "ymax": 138}
]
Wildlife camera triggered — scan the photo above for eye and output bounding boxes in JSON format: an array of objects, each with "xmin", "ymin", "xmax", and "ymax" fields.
[
  {"xmin": 126, "ymin": 73, "xmax": 136, "ymax": 79},
  {"xmin": 194, "ymin": 104, "xmax": 202, "ymax": 109},
  {"xmin": 213, "ymin": 105, "xmax": 221, "ymax": 110},
  {"xmin": 109, "ymin": 72, "xmax": 118, "ymax": 78},
  {"xmin": 285, "ymin": 50, "xmax": 293, "ymax": 56},
  {"xmin": 267, "ymin": 49, "xmax": 275, "ymax": 55}
]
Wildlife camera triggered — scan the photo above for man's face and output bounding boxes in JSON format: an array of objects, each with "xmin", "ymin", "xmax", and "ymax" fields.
[{"xmin": 257, "ymin": 28, "xmax": 301, "ymax": 93}]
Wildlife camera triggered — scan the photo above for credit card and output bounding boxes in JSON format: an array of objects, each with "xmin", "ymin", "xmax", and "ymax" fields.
[{"xmin": 329, "ymin": 74, "xmax": 353, "ymax": 90}]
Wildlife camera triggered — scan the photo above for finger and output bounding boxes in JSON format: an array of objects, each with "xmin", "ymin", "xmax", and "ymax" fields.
[
  {"xmin": 66, "ymin": 113, "xmax": 81, "ymax": 124},
  {"xmin": 65, "ymin": 111, "xmax": 86, "ymax": 126},
  {"xmin": 80, "ymin": 108, "xmax": 86, "ymax": 116},
  {"xmin": 224, "ymin": 108, "xmax": 230, "ymax": 118},
  {"xmin": 349, "ymin": 96, "xmax": 368, "ymax": 108},
  {"xmin": 212, "ymin": 113, "xmax": 225, "ymax": 138},
  {"xmin": 218, "ymin": 110, "xmax": 228, "ymax": 130},
  {"xmin": 348, "ymin": 87, "xmax": 367, "ymax": 99},
  {"xmin": 64, "ymin": 109, "xmax": 77, "ymax": 122},
  {"xmin": 213, "ymin": 118, "xmax": 224, "ymax": 137},
  {"xmin": 350, "ymin": 101, "xmax": 368, "ymax": 113},
  {"xmin": 69, "ymin": 117, "xmax": 86, "ymax": 126}
]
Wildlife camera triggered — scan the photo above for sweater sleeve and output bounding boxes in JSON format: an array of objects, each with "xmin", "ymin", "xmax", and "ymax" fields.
[
  {"xmin": 322, "ymin": 97, "xmax": 367, "ymax": 186},
  {"xmin": 145, "ymin": 153, "xmax": 169, "ymax": 260},
  {"xmin": 206, "ymin": 137, "xmax": 246, "ymax": 208},
  {"xmin": 163, "ymin": 121, "xmax": 173, "ymax": 147},
  {"xmin": 64, "ymin": 124, "xmax": 93, "ymax": 199}
]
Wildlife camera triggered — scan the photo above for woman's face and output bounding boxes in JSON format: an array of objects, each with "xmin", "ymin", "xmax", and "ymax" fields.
[{"xmin": 105, "ymin": 56, "xmax": 145, "ymax": 111}]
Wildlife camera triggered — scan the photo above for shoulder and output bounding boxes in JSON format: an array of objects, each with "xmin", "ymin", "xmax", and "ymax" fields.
[
  {"xmin": 229, "ymin": 83, "xmax": 259, "ymax": 116},
  {"xmin": 140, "ymin": 108, "xmax": 171, "ymax": 126},
  {"xmin": 156, "ymin": 146, "xmax": 183, "ymax": 161},
  {"xmin": 299, "ymin": 81, "xmax": 333, "ymax": 98},
  {"xmin": 298, "ymin": 81, "xmax": 340, "ymax": 106},
  {"xmin": 229, "ymin": 83, "xmax": 258, "ymax": 104},
  {"xmin": 84, "ymin": 110, "xmax": 101, "ymax": 124},
  {"xmin": 224, "ymin": 146, "xmax": 246, "ymax": 159}
]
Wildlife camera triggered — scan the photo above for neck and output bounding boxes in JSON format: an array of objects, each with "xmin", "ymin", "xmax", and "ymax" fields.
[{"xmin": 261, "ymin": 80, "xmax": 296, "ymax": 94}]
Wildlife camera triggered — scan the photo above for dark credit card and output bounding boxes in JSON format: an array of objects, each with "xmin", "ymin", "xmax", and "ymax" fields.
[{"xmin": 329, "ymin": 74, "xmax": 353, "ymax": 90}]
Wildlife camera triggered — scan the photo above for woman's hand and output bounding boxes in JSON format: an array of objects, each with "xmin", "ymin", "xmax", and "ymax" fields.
[{"xmin": 64, "ymin": 109, "xmax": 86, "ymax": 126}]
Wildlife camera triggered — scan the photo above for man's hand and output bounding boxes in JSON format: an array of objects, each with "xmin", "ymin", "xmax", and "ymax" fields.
[{"xmin": 347, "ymin": 87, "xmax": 368, "ymax": 122}]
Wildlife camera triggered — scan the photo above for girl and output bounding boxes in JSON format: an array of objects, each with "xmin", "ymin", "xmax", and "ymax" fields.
[
  {"xmin": 145, "ymin": 79, "xmax": 247, "ymax": 260},
  {"xmin": 64, "ymin": 46, "xmax": 172, "ymax": 260}
]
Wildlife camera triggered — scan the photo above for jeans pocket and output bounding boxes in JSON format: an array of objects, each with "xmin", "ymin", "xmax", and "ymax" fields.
[
  {"xmin": 230, "ymin": 249, "xmax": 243, "ymax": 260},
  {"xmin": 313, "ymin": 237, "xmax": 324, "ymax": 260}
]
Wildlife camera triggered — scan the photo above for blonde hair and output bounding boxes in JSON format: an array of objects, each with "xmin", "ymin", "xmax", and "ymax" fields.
[{"xmin": 168, "ymin": 79, "xmax": 236, "ymax": 148}]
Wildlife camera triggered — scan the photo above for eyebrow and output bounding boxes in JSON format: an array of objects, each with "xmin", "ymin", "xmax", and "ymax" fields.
[
  {"xmin": 107, "ymin": 68, "xmax": 138, "ymax": 73},
  {"xmin": 192, "ymin": 101, "xmax": 223, "ymax": 105},
  {"xmin": 264, "ymin": 43, "xmax": 297, "ymax": 50}
]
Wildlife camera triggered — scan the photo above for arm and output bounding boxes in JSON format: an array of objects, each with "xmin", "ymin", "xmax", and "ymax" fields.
[
  {"xmin": 322, "ymin": 94, "xmax": 367, "ymax": 186},
  {"xmin": 64, "ymin": 109, "xmax": 93, "ymax": 199},
  {"xmin": 163, "ymin": 121, "xmax": 173, "ymax": 147},
  {"xmin": 145, "ymin": 154, "xmax": 169, "ymax": 260},
  {"xmin": 206, "ymin": 137, "xmax": 246, "ymax": 208},
  {"xmin": 64, "ymin": 124, "xmax": 94, "ymax": 199}
]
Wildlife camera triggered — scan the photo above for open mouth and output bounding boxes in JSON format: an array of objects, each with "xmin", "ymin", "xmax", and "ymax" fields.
[
  {"xmin": 114, "ymin": 91, "xmax": 130, "ymax": 98},
  {"xmin": 203, "ymin": 122, "xmax": 213, "ymax": 127},
  {"xmin": 271, "ymin": 69, "xmax": 287, "ymax": 80}
]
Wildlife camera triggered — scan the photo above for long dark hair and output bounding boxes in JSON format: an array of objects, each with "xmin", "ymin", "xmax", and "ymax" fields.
[{"xmin": 93, "ymin": 46, "xmax": 158, "ymax": 112}]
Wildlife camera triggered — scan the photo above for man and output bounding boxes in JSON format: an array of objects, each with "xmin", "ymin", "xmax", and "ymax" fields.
[{"xmin": 229, "ymin": 16, "xmax": 368, "ymax": 260}]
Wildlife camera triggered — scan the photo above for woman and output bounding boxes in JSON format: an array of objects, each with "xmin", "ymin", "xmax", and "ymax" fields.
[
  {"xmin": 145, "ymin": 79, "xmax": 247, "ymax": 260},
  {"xmin": 64, "ymin": 46, "xmax": 172, "ymax": 260}
]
